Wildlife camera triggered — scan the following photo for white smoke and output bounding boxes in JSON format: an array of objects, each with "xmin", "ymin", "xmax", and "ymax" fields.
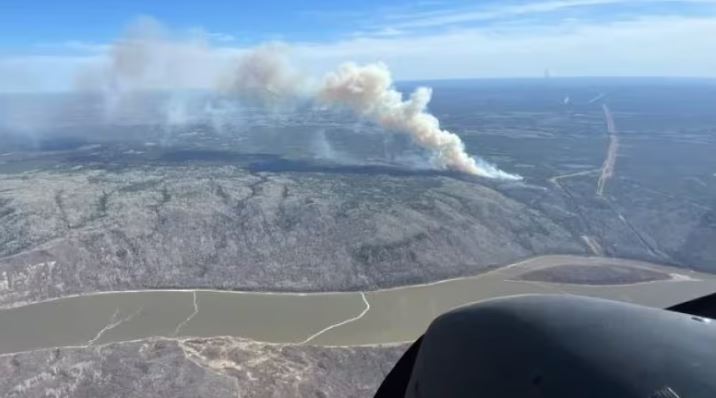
[
  {"xmin": 310, "ymin": 129, "xmax": 335, "ymax": 160},
  {"xmin": 203, "ymin": 99, "xmax": 246, "ymax": 135},
  {"xmin": 76, "ymin": 17, "xmax": 235, "ymax": 126},
  {"xmin": 317, "ymin": 63, "xmax": 521, "ymax": 179},
  {"xmin": 69, "ymin": 18, "xmax": 521, "ymax": 179},
  {"xmin": 97, "ymin": 17, "xmax": 226, "ymax": 92},
  {"xmin": 221, "ymin": 45, "xmax": 305, "ymax": 103}
]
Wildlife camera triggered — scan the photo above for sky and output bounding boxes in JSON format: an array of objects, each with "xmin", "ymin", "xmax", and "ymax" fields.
[{"xmin": 1, "ymin": 0, "xmax": 716, "ymax": 92}]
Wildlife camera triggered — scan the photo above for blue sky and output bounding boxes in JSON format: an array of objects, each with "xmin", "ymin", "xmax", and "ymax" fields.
[
  {"xmin": 2, "ymin": 0, "xmax": 714, "ymax": 47},
  {"xmin": 0, "ymin": 0, "xmax": 381, "ymax": 48},
  {"xmin": 1, "ymin": 0, "xmax": 716, "ymax": 91}
]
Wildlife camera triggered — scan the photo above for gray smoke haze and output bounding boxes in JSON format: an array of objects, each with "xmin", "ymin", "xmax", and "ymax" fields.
[
  {"xmin": 310, "ymin": 129, "xmax": 338, "ymax": 161},
  {"xmin": 221, "ymin": 45, "xmax": 306, "ymax": 103},
  {"xmin": 84, "ymin": 17, "xmax": 227, "ymax": 92},
  {"xmin": 9, "ymin": 17, "xmax": 520, "ymax": 179},
  {"xmin": 75, "ymin": 17, "xmax": 232, "ymax": 125}
]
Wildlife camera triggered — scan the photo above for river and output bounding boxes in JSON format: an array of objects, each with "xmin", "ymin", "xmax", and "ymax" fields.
[{"xmin": 1, "ymin": 255, "xmax": 715, "ymax": 355}]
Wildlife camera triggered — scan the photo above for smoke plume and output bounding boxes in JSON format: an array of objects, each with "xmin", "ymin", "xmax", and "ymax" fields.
[
  {"xmin": 70, "ymin": 18, "xmax": 521, "ymax": 179},
  {"xmin": 75, "ymin": 17, "xmax": 233, "ymax": 125},
  {"xmin": 222, "ymin": 45, "xmax": 305, "ymax": 103},
  {"xmin": 318, "ymin": 63, "xmax": 521, "ymax": 179}
]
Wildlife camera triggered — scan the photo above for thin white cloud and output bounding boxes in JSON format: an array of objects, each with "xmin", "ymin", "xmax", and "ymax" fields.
[
  {"xmin": 379, "ymin": 0, "xmax": 716, "ymax": 30},
  {"xmin": 209, "ymin": 32, "xmax": 237, "ymax": 43},
  {"xmin": 291, "ymin": 15, "xmax": 716, "ymax": 80},
  {"xmin": 1, "ymin": 12, "xmax": 715, "ymax": 93},
  {"xmin": 370, "ymin": 27, "xmax": 406, "ymax": 37},
  {"xmin": 349, "ymin": 27, "xmax": 406, "ymax": 38},
  {"xmin": 386, "ymin": 0, "xmax": 623, "ymax": 29},
  {"xmin": 54, "ymin": 40, "xmax": 111, "ymax": 54}
]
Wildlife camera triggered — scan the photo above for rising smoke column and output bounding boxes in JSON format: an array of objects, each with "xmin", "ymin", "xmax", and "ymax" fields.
[{"xmin": 318, "ymin": 63, "xmax": 521, "ymax": 180}]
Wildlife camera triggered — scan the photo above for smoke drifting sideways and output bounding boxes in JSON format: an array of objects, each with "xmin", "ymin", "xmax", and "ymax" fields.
[
  {"xmin": 318, "ymin": 63, "xmax": 521, "ymax": 180},
  {"xmin": 74, "ymin": 17, "xmax": 239, "ymax": 129},
  {"xmin": 27, "ymin": 18, "xmax": 521, "ymax": 180}
]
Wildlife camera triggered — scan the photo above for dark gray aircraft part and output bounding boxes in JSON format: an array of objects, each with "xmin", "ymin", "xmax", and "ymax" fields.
[{"xmin": 376, "ymin": 294, "xmax": 716, "ymax": 397}]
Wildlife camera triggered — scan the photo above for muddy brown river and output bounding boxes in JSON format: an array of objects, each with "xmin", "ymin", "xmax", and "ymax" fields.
[{"xmin": 1, "ymin": 255, "xmax": 715, "ymax": 355}]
